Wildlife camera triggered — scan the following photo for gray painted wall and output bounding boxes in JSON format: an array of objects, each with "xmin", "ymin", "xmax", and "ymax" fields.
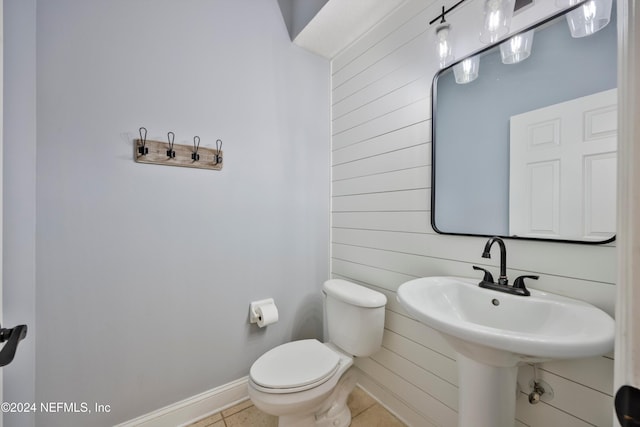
[
  {"xmin": 3, "ymin": 1, "xmax": 37, "ymax": 426},
  {"xmin": 5, "ymin": 1, "xmax": 330, "ymax": 426},
  {"xmin": 433, "ymin": 13, "xmax": 617, "ymax": 236}
]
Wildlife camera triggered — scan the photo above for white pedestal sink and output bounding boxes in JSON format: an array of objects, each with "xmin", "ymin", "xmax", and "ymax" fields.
[{"xmin": 397, "ymin": 276, "xmax": 615, "ymax": 427}]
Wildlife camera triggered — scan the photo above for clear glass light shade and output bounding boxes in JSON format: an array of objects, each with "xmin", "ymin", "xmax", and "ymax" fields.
[
  {"xmin": 479, "ymin": 0, "xmax": 516, "ymax": 44},
  {"xmin": 436, "ymin": 24, "xmax": 454, "ymax": 69},
  {"xmin": 453, "ymin": 56, "xmax": 480, "ymax": 84},
  {"xmin": 499, "ymin": 30, "xmax": 535, "ymax": 64},
  {"xmin": 565, "ymin": 0, "xmax": 612, "ymax": 38}
]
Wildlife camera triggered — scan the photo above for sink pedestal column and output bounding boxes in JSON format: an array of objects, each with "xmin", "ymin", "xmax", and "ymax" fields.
[{"xmin": 457, "ymin": 354, "xmax": 518, "ymax": 427}]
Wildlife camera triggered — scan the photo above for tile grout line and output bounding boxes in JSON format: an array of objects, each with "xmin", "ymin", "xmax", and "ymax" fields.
[
  {"xmin": 189, "ymin": 386, "xmax": 406, "ymax": 426},
  {"xmin": 351, "ymin": 397, "xmax": 378, "ymax": 419}
]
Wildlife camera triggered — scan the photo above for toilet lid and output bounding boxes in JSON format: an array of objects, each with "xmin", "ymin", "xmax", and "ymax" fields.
[{"xmin": 250, "ymin": 339, "xmax": 340, "ymax": 390}]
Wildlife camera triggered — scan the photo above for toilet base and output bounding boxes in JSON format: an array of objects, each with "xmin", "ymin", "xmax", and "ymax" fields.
[
  {"xmin": 276, "ymin": 368, "xmax": 356, "ymax": 427},
  {"xmin": 314, "ymin": 368, "xmax": 356, "ymax": 427},
  {"xmin": 250, "ymin": 363, "xmax": 358, "ymax": 427},
  {"xmin": 276, "ymin": 413, "xmax": 317, "ymax": 427}
]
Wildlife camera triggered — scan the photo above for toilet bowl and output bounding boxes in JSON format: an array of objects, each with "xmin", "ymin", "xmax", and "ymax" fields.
[
  {"xmin": 247, "ymin": 279, "xmax": 387, "ymax": 427},
  {"xmin": 248, "ymin": 340, "xmax": 355, "ymax": 427}
]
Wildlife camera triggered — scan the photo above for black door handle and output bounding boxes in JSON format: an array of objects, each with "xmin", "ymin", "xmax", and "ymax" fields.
[{"xmin": 0, "ymin": 324, "xmax": 27, "ymax": 367}]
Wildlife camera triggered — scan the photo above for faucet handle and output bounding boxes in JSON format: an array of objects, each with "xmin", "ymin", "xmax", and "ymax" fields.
[
  {"xmin": 512, "ymin": 275, "xmax": 538, "ymax": 296},
  {"xmin": 473, "ymin": 266, "xmax": 495, "ymax": 283}
]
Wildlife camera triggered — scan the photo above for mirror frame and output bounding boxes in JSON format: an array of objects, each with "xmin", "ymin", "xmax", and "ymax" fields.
[{"xmin": 430, "ymin": 2, "xmax": 617, "ymax": 245}]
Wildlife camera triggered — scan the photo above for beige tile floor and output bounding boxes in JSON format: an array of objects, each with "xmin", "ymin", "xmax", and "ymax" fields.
[{"xmin": 187, "ymin": 386, "xmax": 406, "ymax": 427}]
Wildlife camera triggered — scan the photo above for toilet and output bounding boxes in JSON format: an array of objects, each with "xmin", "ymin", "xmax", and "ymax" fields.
[{"xmin": 248, "ymin": 279, "xmax": 387, "ymax": 427}]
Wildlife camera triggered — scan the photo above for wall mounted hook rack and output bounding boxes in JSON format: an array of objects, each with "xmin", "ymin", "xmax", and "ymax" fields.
[{"xmin": 134, "ymin": 131, "xmax": 223, "ymax": 171}]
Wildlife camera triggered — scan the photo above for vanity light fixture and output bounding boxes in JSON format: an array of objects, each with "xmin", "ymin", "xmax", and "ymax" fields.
[
  {"xmin": 479, "ymin": 0, "xmax": 516, "ymax": 44},
  {"xmin": 499, "ymin": 29, "xmax": 535, "ymax": 64},
  {"xmin": 453, "ymin": 55, "xmax": 480, "ymax": 83},
  {"xmin": 558, "ymin": 0, "xmax": 612, "ymax": 38}
]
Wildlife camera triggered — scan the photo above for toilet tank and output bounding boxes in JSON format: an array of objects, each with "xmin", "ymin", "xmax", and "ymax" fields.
[{"xmin": 323, "ymin": 279, "xmax": 387, "ymax": 357}]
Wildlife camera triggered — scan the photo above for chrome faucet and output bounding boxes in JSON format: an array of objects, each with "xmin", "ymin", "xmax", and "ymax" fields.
[{"xmin": 473, "ymin": 236, "xmax": 538, "ymax": 297}]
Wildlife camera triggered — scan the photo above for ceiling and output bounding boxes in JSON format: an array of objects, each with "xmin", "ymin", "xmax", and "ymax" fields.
[{"xmin": 291, "ymin": 0, "xmax": 408, "ymax": 59}]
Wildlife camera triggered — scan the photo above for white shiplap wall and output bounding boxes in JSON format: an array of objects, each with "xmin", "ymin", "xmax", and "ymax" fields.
[{"xmin": 330, "ymin": 1, "xmax": 616, "ymax": 426}]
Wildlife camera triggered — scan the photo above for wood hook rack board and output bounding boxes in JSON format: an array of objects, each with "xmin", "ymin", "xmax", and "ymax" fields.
[{"xmin": 134, "ymin": 139, "xmax": 223, "ymax": 171}]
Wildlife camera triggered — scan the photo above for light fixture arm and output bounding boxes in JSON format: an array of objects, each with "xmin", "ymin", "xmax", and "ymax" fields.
[
  {"xmin": 431, "ymin": 0, "xmax": 533, "ymax": 27},
  {"xmin": 429, "ymin": 0, "xmax": 469, "ymax": 26}
]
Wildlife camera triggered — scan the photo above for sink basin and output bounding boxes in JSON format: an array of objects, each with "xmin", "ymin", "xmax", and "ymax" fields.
[
  {"xmin": 397, "ymin": 276, "xmax": 614, "ymax": 364},
  {"xmin": 397, "ymin": 276, "xmax": 615, "ymax": 427}
]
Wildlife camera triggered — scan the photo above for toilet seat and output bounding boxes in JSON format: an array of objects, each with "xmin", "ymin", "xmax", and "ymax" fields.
[{"xmin": 250, "ymin": 339, "xmax": 341, "ymax": 394}]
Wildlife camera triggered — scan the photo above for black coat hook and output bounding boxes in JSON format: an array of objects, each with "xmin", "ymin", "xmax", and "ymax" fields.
[
  {"xmin": 167, "ymin": 132, "xmax": 176, "ymax": 158},
  {"xmin": 192, "ymin": 136, "xmax": 201, "ymax": 161},
  {"xmin": 215, "ymin": 139, "xmax": 223, "ymax": 164},
  {"xmin": 138, "ymin": 127, "xmax": 148, "ymax": 155}
]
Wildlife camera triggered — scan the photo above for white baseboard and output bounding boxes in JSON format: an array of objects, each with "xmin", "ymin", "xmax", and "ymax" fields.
[{"xmin": 114, "ymin": 376, "xmax": 249, "ymax": 427}]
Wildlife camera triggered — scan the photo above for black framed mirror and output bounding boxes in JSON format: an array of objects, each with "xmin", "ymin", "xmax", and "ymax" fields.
[{"xmin": 431, "ymin": 3, "xmax": 617, "ymax": 244}]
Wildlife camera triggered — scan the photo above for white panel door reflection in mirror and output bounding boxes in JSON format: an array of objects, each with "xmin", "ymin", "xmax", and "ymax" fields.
[{"xmin": 509, "ymin": 89, "xmax": 617, "ymax": 241}]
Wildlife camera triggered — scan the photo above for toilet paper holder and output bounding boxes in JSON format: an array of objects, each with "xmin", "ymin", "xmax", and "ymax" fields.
[{"xmin": 249, "ymin": 298, "xmax": 277, "ymax": 325}]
